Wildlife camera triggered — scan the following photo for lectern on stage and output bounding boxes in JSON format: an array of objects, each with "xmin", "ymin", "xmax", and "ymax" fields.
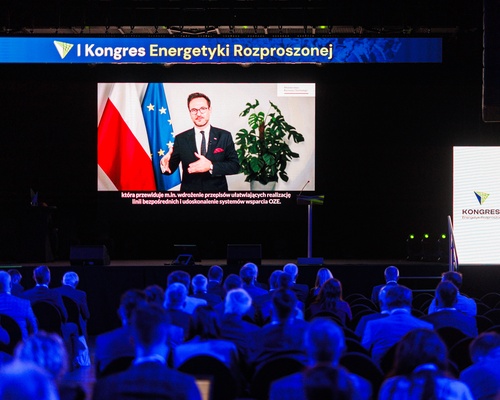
[{"xmin": 297, "ymin": 194, "xmax": 325, "ymax": 265}]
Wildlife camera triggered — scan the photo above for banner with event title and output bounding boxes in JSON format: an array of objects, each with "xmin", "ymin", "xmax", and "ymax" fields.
[{"xmin": 0, "ymin": 37, "xmax": 441, "ymax": 64}]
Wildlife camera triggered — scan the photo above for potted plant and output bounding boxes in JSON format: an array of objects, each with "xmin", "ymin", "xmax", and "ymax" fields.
[{"xmin": 236, "ymin": 99, "xmax": 305, "ymax": 190}]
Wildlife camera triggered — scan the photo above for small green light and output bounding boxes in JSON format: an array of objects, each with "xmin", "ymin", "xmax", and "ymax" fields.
[
  {"xmin": 318, "ymin": 26, "xmax": 327, "ymax": 29},
  {"xmin": 424, "ymin": 234, "xmax": 429, "ymax": 239},
  {"xmin": 242, "ymin": 26, "xmax": 248, "ymax": 29},
  {"xmin": 409, "ymin": 234, "xmax": 415, "ymax": 239},
  {"xmin": 441, "ymin": 234, "xmax": 447, "ymax": 239}
]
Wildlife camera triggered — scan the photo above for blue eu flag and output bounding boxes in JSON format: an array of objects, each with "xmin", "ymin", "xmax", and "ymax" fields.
[{"xmin": 142, "ymin": 83, "xmax": 181, "ymax": 191}]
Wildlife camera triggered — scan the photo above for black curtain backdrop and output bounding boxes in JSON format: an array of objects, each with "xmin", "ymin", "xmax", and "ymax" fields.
[{"xmin": 1, "ymin": 33, "xmax": 498, "ymax": 264}]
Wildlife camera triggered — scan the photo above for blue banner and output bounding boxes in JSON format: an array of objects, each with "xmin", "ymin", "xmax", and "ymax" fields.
[{"xmin": 0, "ymin": 37, "xmax": 441, "ymax": 64}]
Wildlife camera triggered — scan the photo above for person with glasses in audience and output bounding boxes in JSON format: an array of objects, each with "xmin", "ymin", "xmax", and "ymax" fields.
[{"xmin": 160, "ymin": 92, "xmax": 240, "ymax": 192}]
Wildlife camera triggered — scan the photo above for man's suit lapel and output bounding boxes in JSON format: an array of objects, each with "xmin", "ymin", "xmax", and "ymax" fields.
[
  {"xmin": 187, "ymin": 129, "xmax": 198, "ymax": 154},
  {"xmin": 206, "ymin": 126, "xmax": 218, "ymax": 159}
]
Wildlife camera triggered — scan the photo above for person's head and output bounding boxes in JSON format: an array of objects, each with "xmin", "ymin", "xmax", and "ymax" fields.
[
  {"xmin": 314, "ymin": 268, "xmax": 333, "ymax": 289},
  {"xmin": 61, "ymin": 271, "xmax": 79, "ymax": 288},
  {"xmin": 384, "ymin": 284, "xmax": 412, "ymax": 311},
  {"xmin": 271, "ymin": 288, "xmax": 298, "ymax": 322},
  {"xmin": 192, "ymin": 274, "xmax": 208, "ymax": 293},
  {"xmin": 305, "ymin": 317, "xmax": 346, "ymax": 365},
  {"xmin": 283, "ymin": 263, "xmax": 299, "ymax": 282},
  {"xmin": 33, "ymin": 265, "xmax": 50, "ymax": 285},
  {"xmin": 167, "ymin": 270, "xmax": 191, "ymax": 292},
  {"xmin": 239, "ymin": 264, "xmax": 256, "ymax": 286},
  {"xmin": 164, "ymin": 282, "xmax": 187, "ymax": 310},
  {"xmin": 144, "ymin": 284, "xmax": 165, "ymax": 307},
  {"xmin": 223, "ymin": 274, "xmax": 242, "ymax": 294},
  {"xmin": 7, "ymin": 269, "xmax": 22, "ymax": 284},
  {"xmin": 245, "ymin": 262, "xmax": 259, "ymax": 279},
  {"xmin": 468, "ymin": 331, "xmax": 500, "ymax": 363},
  {"xmin": 0, "ymin": 271, "xmax": 11, "ymax": 293},
  {"xmin": 188, "ymin": 305, "xmax": 220, "ymax": 340},
  {"xmin": 389, "ymin": 328, "xmax": 449, "ymax": 377},
  {"xmin": 208, "ymin": 265, "xmax": 223, "ymax": 283},
  {"xmin": 277, "ymin": 271, "xmax": 294, "ymax": 290},
  {"xmin": 15, "ymin": 331, "xmax": 68, "ymax": 384},
  {"xmin": 0, "ymin": 360, "xmax": 59, "ymax": 400},
  {"xmin": 384, "ymin": 266, "xmax": 399, "ymax": 283},
  {"xmin": 269, "ymin": 270, "xmax": 284, "ymax": 290},
  {"xmin": 435, "ymin": 281, "xmax": 458, "ymax": 309},
  {"xmin": 224, "ymin": 288, "xmax": 252, "ymax": 315},
  {"xmin": 117, "ymin": 288, "xmax": 147, "ymax": 326},
  {"xmin": 187, "ymin": 92, "xmax": 212, "ymax": 129},
  {"xmin": 130, "ymin": 302, "xmax": 170, "ymax": 354},
  {"xmin": 318, "ymin": 278, "xmax": 343, "ymax": 304},
  {"xmin": 441, "ymin": 271, "xmax": 463, "ymax": 290}
]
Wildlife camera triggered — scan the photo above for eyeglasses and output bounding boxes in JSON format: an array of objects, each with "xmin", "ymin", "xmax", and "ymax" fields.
[{"xmin": 189, "ymin": 107, "xmax": 209, "ymax": 115}]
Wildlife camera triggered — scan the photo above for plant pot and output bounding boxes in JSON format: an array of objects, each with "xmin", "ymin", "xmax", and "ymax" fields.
[{"xmin": 250, "ymin": 181, "xmax": 277, "ymax": 191}]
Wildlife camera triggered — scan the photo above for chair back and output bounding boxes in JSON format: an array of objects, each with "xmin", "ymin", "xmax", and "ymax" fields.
[
  {"xmin": 0, "ymin": 314, "xmax": 23, "ymax": 355},
  {"xmin": 178, "ymin": 355, "xmax": 240, "ymax": 400},
  {"xmin": 250, "ymin": 356, "xmax": 306, "ymax": 400},
  {"xmin": 32, "ymin": 301, "xmax": 63, "ymax": 337},
  {"xmin": 340, "ymin": 351, "xmax": 384, "ymax": 394},
  {"xmin": 62, "ymin": 296, "xmax": 83, "ymax": 336}
]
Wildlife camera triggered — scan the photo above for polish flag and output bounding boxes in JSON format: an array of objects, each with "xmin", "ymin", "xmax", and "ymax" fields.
[{"xmin": 98, "ymin": 83, "xmax": 156, "ymax": 191}]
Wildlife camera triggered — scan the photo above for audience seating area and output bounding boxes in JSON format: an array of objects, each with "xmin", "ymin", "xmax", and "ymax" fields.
[{"xmin": 1, "ymin": 264, "xmax": 500, "ymax": 399}]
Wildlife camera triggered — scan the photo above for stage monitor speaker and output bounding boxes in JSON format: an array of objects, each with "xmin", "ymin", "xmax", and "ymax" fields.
[
  {"xmin": 173, "ymin": 244, "xmax": 201, "ymax": 262},
  {"xmin": 70, "ymin": 245, "xmax": 110, "ymax": 266},
  {"xmin": 227, "ymin": 244, "xmax": 262, "ymax": 268}
]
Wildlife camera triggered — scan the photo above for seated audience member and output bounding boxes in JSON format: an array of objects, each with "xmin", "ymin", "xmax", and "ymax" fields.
[
  {"xmin": 354, "ymin": 284, "xmax": 391, "ymax": 339},
  {"xmin": 421, "ymin": 281, "xmax": 478, "ymax": 337},
  {"xmin": 244, "ymin": 262, "xmax": 269, "ymax": 291},
  {"xmin": 240, "ymin": 263, "xmax": 269, "ymax": 300},
  {"xmin": 172, "ymin": 305, "xmax": 240, "ymax": 371},
  {"xmin": 283, "ymin": 263, "xmax": 310, "ymax": 304},
  {"xmin": 7, "ymin": 269, "xmax": 24, "ymax": 296},
  {"xmin": 0, "ymin": 360, "xmax": 59, "ymax": 400},
  {"xmin": 214, "ymin": 274, "xmax": 263, "ymax": 326},
  {"xmin": 144, "ymin": 284, "xmax": 165, "ymax": 307},
  {"xmin": 371, "ymin": 265, "xmax": 399, "ymax": 307},
  {"xmin": 249, "ymin": 289, "xmax": 310, "ymax": 374},
  {"xmin": 427, "ymin": 271, "xmax": 476, "ymax": 316},
  {"xmin": 270, "ymin": 317, "xmax": 372, "ymax": 400},
  {"xmin": 92, "ymin": 302, "xmax": 201, "ymax": 400},
  {"xmin": 22, "ymin": 266, "xmax": 80, "ymax": 364},
  {"xmin": 164, "ymin": 282, "xmax": 192, "ymax": 342},
  {"xmin": 254, "ymin": 270, "xmax": 304, "ymax": 324},
  {"xmin": 0, "ymin": 270, "xmax": 37, "ymax": 341},
  {"xmin": 207, "ymin": 265, "xmax": 225, "ymax": 298},
  {"xmin": 361, "ymin": 285, "xmax": 433, "ymax": 367},
  {"xmin": 54, "ymin": 271, "xmax": 91, "ymax": 367},
  {"xmin": 15, "ymin": 331, "xmax": 85, "ymax": 400},
  {"xmin": 94, "ymin": 289, "xmax": 147, "ymax": 377},
  {"xmin": 460, "ymin": 331, "xmax": 500, "ymax": 400},
  {"xmin": 219, "ymin": 288, "xmax": 261, "ymax": 376},
  {"xmin": 191, "ymin": 273, "xmax": 223, "ymax": 306},
  {"xmin": 379, "ymin": 328, "xmax": 473, "ymax": 400},
  {"xmin": 308, "ymin": 267, "xmax": 333, "ymax": 304},
  {"xmin": 167, "ymin": 270, "xmax": 206, "ymax": 314},
  {"xmin": 305, "ymin": 278, "xmax": 352, "ymax": 325}
]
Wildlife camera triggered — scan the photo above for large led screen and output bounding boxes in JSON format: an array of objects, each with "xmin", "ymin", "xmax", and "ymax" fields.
[{"xmin": 453, "ymin": 146, "xmax": 500, "ymax": 264}]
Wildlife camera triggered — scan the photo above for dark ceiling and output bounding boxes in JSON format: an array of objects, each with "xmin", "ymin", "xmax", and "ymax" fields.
[{"xmin": 1, "ymin": 0, "xmax": 482, "ymax": 36}]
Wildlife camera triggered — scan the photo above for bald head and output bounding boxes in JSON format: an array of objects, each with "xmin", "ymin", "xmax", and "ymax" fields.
[
  {"xmin": 0, "ymin": 271, "xmax": 11, "ymax": 293},
  {"xmin": 384, "ymin": 266, "xmax": 399, "ymax": 282}
]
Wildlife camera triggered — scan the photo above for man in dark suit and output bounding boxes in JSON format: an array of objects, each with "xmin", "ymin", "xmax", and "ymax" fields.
[
  {"xmin": 421, "ymin": 280, "xmax": 478, "ymax": 337},
  {"xmin": 283, "ymin": 263, "xmax": 309, "ymax": 304},
  {"xmin": 0, "ymin": 271, "xmax": 37, "ymax": 341},
  {"xmin": 53, "ymin": 271, "xmax": 90, "ymax": 338},
  {"xmin": 191, "ymin": 273, "xmax": 223, "ymax": 307},
  {"xmin": 160, "ymin": 92, "xmax": 240, "ymax": 192},
  {"xmin": 92, "ymin": 302, "xmax": 201, "ymax": 400},
  {"xmin": 371, "ymin": 265, "xmax": 399, "ymax": 307},
  {"xmin": 207, "ymin": 265, "xmax": 225, "ymax": 298},
  {"xmin": 269, "ymin": 318, "xmax": 372, "ymax": 400},
  {"xmin": 7, "ymin": 269, "xmax": 24, "ymax": 297},
  {"xmin": 94, "ymin": 289, "xmax": 147, "ymax": 377},
  {"xmin": 249, "ymin": 288, "xmax": 310, "ymax": 375}
]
